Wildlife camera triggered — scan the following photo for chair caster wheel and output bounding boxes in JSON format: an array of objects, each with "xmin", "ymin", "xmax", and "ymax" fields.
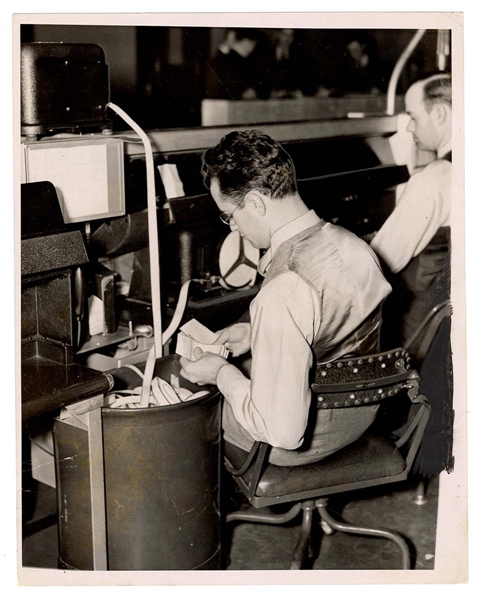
[
  {"xmin": 414, "ymin": 494, "xmax": 428, "ymax": 506},
  {"xmin": 413, "ymin": 480, "xmax": 427, "ymax": 505},
  {"xmin": 321, "ymin": 519, "xmax": 335, "ymax": 535}
]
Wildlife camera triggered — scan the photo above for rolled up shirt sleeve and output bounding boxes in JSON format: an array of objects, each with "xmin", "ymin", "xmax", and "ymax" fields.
[
  {"xmin": 371, "ymin": 160, "xmax": 451, "ymax": 274},
  {"xmin": 216, "ymin": 272, "xmax": 320, "ymax": 450}
]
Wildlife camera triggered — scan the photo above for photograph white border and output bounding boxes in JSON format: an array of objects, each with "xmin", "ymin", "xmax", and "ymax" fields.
[{"xmin": 2, "ymin": 1, "xmax": 479, "ymax": 595}]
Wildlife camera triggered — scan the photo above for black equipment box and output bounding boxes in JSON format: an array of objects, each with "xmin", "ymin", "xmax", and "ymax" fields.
[
  {"xmin": 21, "ymin": 42, "xmax": 111, "ymax": 137},
  {"xmin": 21, "ymin": 182, "xmax": 89, "ymax": 363}
]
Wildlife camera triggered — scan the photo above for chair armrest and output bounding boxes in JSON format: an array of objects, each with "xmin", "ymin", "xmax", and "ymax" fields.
[
  {"xmin": 224, "ymin": 441, "xmax": 271, "ymax": 502},
  {"xmin": 225, "ymin": 440, "xmax": 265, "ymax": 477},
  {"xmin": 404, "ymin": 300, "xmax": 452, "ymax": 361},
  {"xmin": 395, "ymin": 394, "xmax": 431, "ymax": 472}
]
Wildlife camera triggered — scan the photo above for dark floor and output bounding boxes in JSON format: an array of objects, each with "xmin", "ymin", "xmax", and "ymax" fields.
[{"xmin": 22, "ymin": 476, "xmax": 438, "ymax": 571}]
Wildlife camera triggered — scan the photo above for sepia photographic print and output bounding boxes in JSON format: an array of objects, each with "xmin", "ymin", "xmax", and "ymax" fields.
[{"xmin": 8, "ymin": 7, "xmax": 470, "ymax": 590}]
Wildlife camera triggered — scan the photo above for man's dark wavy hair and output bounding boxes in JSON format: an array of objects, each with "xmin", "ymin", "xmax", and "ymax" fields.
[
  {"xmin": 201, "ymin": 130, "xmax": 298, "ymax": 202},
  {"xmin": 422, "ymin": 73, "xmax": 452, "ymax": 110}
]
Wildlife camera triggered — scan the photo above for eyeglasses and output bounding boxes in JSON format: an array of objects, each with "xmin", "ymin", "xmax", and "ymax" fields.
[{"xmin": 219, "ymin": 202, "xmax": 243, "ymax": 226}]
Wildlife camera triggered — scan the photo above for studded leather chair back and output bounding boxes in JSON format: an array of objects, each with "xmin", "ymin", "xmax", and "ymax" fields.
[{"xmin": 312, "ymin": 348, "xmax": 416, "ymax": 409}]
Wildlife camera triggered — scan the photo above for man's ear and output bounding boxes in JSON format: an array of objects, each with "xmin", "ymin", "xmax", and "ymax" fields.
[
  {"xmin": 433, "ymin": 102, "xmax": 449, "ymax": 125},
  {"xmin": 244, "ymin": 190, "xmax": 266, "ymax": 216}
]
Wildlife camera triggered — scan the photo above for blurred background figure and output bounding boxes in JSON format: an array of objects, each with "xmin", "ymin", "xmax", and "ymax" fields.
[
  {"xmin": 207, "ymin": 28, "xmax": 267, "ymax": 100},
  {"xmin": 262, "ymin": 28, "xmax": 318, "ymax": 99},
  {"xmin": 329, "ymin": 31, "xmax": 393, "ymax": 96}
]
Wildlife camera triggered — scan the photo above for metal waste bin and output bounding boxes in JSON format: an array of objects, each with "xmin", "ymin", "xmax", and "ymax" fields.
[{"xmin": 54, "ymin": 354, "xmax": 222, "ymax": 570}]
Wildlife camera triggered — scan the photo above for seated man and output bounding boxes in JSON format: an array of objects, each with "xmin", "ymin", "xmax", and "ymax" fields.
[
  {"xmin": 370, "ymin": 73, "xmax": 452, "ymax": 352},
  {"xmin": 180, "ymin": 130, "xmax": 392, "ymax": 466},
  {"xmin": 334, "ymin": 32, "xmax": 392, "ymax": 95},
  {"xmin": 207, "ymin": 28, "xmax": 266, "ymax": 100}
]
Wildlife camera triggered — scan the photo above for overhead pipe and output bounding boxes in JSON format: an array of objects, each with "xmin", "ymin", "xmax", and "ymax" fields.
[{"xmin": 386, "ymin": 29, "xmax": 426, "ymax": 115}]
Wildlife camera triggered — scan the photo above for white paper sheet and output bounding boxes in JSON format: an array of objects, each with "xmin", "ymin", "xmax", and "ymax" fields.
[{"xmin": 176, "ymin": 319, "xmax": 229, "ymax": 360}]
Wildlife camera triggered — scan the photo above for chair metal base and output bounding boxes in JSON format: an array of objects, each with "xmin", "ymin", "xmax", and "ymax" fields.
[
  {"xmin": 226, "ymin": 503, "xmax": 302, "ymax": 525},
  {"xmin": 316, "ymin": 498, "xmax": 411, "ymax": 569},
  {"xmin": 226, "ymin": 497, "xmax": 412, "ymax": 570},
  {"xmin": 320, "ymin": 518, "xmax": 335, "ymax": 535},
  {"xmin": 226, "ymin": 501, "xmax": 315, "ymax": 569}
]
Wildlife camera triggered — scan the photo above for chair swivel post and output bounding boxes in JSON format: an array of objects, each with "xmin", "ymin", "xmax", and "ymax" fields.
[{"xmin": 291, "ymin": 501, "xmax": 316, "ymax": 569}]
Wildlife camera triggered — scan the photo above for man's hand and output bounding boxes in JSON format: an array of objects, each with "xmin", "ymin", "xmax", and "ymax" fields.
[
  {"xmin": 214, "ymin": 322, "xmax": 251, "ymax": 357},
  {"xmin": 180, "ymin": 347, "xmax": 229, "ymax": 386}
]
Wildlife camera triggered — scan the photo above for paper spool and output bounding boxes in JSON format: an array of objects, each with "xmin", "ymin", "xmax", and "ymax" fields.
[{"xmin": 218, "ymin": 231, "xmax": 260, "ymax": 289}]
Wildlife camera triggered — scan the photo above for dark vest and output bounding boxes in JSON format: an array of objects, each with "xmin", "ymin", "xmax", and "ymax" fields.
[
  {"xmin": 261, "ymin": 220, "xmax": 391, "ymax": 362},
  {"xmin": 258, "ymin": 220, "xmax": 392, "ymax": 464}
]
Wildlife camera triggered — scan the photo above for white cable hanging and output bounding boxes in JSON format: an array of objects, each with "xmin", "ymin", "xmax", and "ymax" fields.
[
  {"xmin": 106, "ymin": 103, "xmax": 196, "ymax": 407},
  {"xmin": 107, "ymin": 102, "xmax": 163, "ymax": 359}
]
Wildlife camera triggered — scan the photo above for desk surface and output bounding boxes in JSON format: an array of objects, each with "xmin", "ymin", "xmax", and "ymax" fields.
[{"xmin": 22, "ymin": 357, "xmax": 112, "ymax": 421}]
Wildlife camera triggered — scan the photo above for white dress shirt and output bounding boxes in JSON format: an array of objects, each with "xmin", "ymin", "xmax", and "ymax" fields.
[{"xmin": 371, "ymin": 155, "xmax": 451, "ymax": 274}]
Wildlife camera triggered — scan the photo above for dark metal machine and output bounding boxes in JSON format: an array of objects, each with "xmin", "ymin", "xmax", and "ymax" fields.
[
  {"xmin": 21, "ymin": 181, "xmax": 89, "ymax": 365},
  {"xmin": 21, "ymin": 42, "xmax": 112, "ymax": 139}
]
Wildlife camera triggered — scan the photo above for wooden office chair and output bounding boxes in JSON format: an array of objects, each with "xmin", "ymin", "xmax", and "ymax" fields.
[{"xmin": 224, "ymin": 348, "xmax": 430, "ymax": 569}]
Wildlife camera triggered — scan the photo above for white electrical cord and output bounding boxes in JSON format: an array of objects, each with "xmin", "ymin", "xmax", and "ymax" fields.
[{"xmin": 107, "ymin": 102, "xmax": 163, "ymax": 359}]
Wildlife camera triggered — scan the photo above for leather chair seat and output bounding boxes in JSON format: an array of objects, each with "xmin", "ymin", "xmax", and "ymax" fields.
[{"xmin": 225, "ymin": 430, "xmax": 406, "ymax": 499}]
